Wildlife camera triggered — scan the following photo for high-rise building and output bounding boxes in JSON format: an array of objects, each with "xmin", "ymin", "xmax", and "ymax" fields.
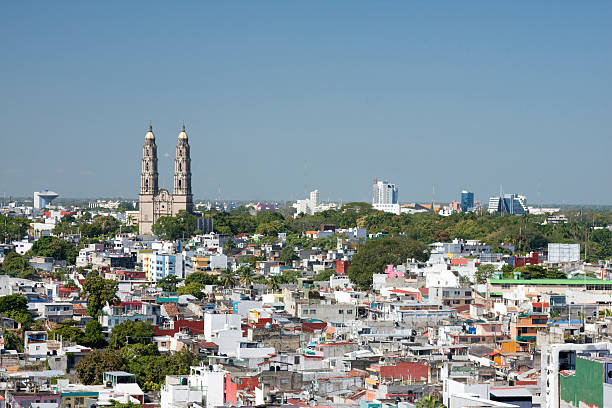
[
  {"xmin": 139, "ymin": 124, "xmax": 194, "ymax": 235},
  {"xmin": 372, "ymin": 179, "xmax": 400, "ymax": 214},
  {"xmin": 293, "ymin": 189, "xmax": 329, "ymax": 216},
  {"xmin": 460, "ymin": 191, "xmax": 474, "ymax": 212},
  {"xmin": 33, "ymin": 190, "xmax": 59, "ymax": 209},
  {"xmin": 487, "ymin": 194, "xmax": 528, "ymax": 215},
  {"xmin": 309, "ymin": 189, "xmax": 319, "ymax": 208}
]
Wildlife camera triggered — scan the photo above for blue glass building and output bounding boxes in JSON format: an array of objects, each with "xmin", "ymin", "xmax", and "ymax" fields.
[{"xmin": 460, "ymin": 190, "xmax": 474, "ymax": 212}]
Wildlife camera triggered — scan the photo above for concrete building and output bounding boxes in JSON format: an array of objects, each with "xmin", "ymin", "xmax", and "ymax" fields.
[
  {"xmin": 372, "ymin": 178, "xmax": 400, "ymax": 214},
  {"xmin": 142, "ymin": 253, "xmax": 185, "ymax": 281},
  {"xmin": 33, "ymin": 190, "xmax": 58, "ymax": 209},
  {"xmin": 139, "ymin": 125, "xmax": 194, "ymax": 235},
  {"xmin": 460, "ymin": 190, "xmax": 474, "ymax": 212},
  {"xmin": 488, "ymin": 194, "xmax": 528, "ymax": 215},
  {"xmin": 542, "ymin": 342, "xmax": 612, "ymax": 408}
]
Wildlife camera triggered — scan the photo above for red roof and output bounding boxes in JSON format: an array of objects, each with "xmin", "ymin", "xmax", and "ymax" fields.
[
  {"xmin": 377, "ymin": 362, "xmax": 429, "ymax": 382},
  {"xmin": 202, "ymin": 342, "xmax": 219, "ymax": 349},
  {"xmin": 155, "ymin": 319, "xmax": 204, "ymax": 336},
  {"xmin": 388, "ymin": 289, "xmax": 418, "ymax": 294}
]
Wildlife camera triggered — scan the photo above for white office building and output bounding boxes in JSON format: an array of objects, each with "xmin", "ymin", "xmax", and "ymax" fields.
[
  {"xmin": 487, "ymin": 194, "xmax": 528, "ymax": 215},
  {"xmin": 372, "ymin": 179, "xmax": 400, "ymax": 214}
]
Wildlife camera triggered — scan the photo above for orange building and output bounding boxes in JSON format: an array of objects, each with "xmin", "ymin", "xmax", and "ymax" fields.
[{"xmin": 510, "ymin": 313, "xmax": 548, "ymax": 351}]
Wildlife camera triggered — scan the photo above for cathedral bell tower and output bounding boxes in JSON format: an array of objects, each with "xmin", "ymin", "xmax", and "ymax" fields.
[
  {"xmin": 139, "ymin": 125, "xmax": 158, "ymax": 234},
  {"xmin": 172, "ymin": 124, "xmax": 193, "ymax": 214}
]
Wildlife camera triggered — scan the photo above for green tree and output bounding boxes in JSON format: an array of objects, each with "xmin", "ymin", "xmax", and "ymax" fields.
[
  {"xmin": 109, "ymin": 402, "xmax": 141, "ymax": 408},
  {"xmin": 82, "ymin": 319, "xmax": 107, "ymax": 348},
  {"xmin": 108, "ymin": 320, "xmax": 155, "ymax": 349},
  {"xmin": 475, "ymin": 264, "xmax": 497, "ymax": 284},
  {"xmin": 29, "ymin": 236, "xmax": 79, "ymax": 265},
  {"xmin": 1, "ymin": 252, "xmax": 37, "ymax": 277},
  {"xmin": 514, "ymin": 265, "xmax": 566, "ymax": 279},
  {"xmin": 501, "ymin": 263, "xmax": 515, "ymax": 279},
  {"xmin": 279, "ymin": 246, "xmax": 298, "ymax": 265},
  {"xmin": 0, "ymin": 215, "xmax": 30, "ymax": 242},
  {"xmin": 219, "ymin": 269, "xmax": 236, "ymax": 288},
  {"xmin": 3, "ymin": 330, "xmax": 24, "ymax": 352},
  {"xmin": 184, "ymin": 272, "xmax": 219, "ymax": 286},
  {"xmin": 81, "ymin": 274, "xmax": 119, "ymax": 317},
  {"xmin": 151, "ymin": 211, "xmax": 197, "ymax": 240},
  {"xmin": 415, "ymin": 396, "xmax": 445, "ymax": 408},
  {"xmin": 156, "ymin": 275, "xmax": 181, "ymax": 292},
  {"xmin": 79, "ymin": 215, "xmax": 121, "ymax": 238},
  {"xmin": 348, "ymin": 236, "xmax": 429, "ymax": 289},
  {"xmin": 116, "ymin": 202, "xmax": 135, "ymax": 212},
  {"xmin": 151, "ymin": 216, "xmax": 183, "ymax": 240},
  {"xmin": 278, "ymin": 269, "xmax": 301, "ymax": 284},
  {"xmin": 51, "ymin": 324, "xmax": 84, "ymax": 343},
  {"xmin": 177, "ymin": 282, "xmax": 206, "ymax": 300},
  {"xmin": 314, "ymin": 269, "xmax": 335, "ymax": 282},
  {"xmin": 238, "ymin": 265, "xmax": 255, "ymax": 286},
  {"xmin": 52, "ymin": 214, "xmax": 79, "ymax": 236},
  {"xmin": 75, "ymin": 349, "xmax": 125, "ymax": 385},
  {"xmin": 0, "ymin": 294, "xmax": 28, "ymax": 314},
  {"xmin": 223, "ymin": 239, "xmax": 237, "ymax": 256},
  {"xmin": 267, "ymin": 276, "xmax": 282, "ymax": 292}
]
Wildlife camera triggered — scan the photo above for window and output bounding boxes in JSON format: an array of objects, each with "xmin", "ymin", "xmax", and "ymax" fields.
[
  {"xmin": 310, "ymin": 309, "xmax": 316, "ymax": 314},
  {"xmin": 532, "ymin": 318, "xmax": 547, "ymax": 325},
  {"xmin": 303, "ymin": 310, "xmax": 308, "ymax": 315},
  {"xmin": 347, "ymin": 309, "xmax": 353, "ymax": 314},
  {"xmin": 338, "ymin": 310, "xmax": 344, "ymax": 314}
]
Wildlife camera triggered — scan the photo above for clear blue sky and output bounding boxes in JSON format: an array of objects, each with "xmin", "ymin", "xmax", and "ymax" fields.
[{"xmin": 1, "ymin": 2, "xmax": 611, "ymax": 204}]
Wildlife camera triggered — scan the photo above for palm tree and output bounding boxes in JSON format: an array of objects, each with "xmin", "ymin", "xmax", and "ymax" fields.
[
  {"xmin": 219, "ymin": 268, "xmax": 236, "ymax": 288},
  {"xmin": 415, "ymin": 396, "xmax": 445, "ymax": 408},
  {"xmin": 238, "ymin": 266, "xmax": 254, "ymax": 287},
  {"xmin": 267, "ymin": 276, "xmax": 281, "ymax": 293}
]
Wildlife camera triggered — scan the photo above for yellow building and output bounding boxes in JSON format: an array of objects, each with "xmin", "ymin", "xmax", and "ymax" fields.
[
  {"xmin": 192, "ymin": 256, "xmax": 210, "ymax": 273},
  {"xmin": 125, "ymin": 210, "xmax": 140, "ymax": 227}
]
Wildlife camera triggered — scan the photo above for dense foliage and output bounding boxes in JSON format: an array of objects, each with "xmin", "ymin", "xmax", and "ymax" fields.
[
  {"xmin": 348, "ymin": 236, "xmax": 429, "ymax": 289},
  {"xmin": 0, "ymin": 294, "xmax": 33, "ymax": 327},
  {"xmin": 108, "ymin": 320, "xmax": 156, "ymax": 349},
  {"xmin": 0, "ymin": 215, "xmax": 30, "ymax": 241},
  {"xmin": 81, "ymin": 273, "xmax": 119, "ymax": 317},
  {"xmin": 80, "ymin": 215, "xmax": 121, "ymax": 238},
  {"xmin": 76, "ymin": 340, "xmax": 197, "ymax": 392},
  {"xmin": 151, "ymin": 211, "xmax": 199, "ymax": 240},
  {"xmin": 1, "ymin": 251, "xmax": 38, "ymax": 279},
  {"xmin": 29, "ymin": 236, "xmax": 79, "ymax": 265}
]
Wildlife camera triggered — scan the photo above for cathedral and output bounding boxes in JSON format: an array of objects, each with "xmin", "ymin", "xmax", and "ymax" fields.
[{"xmin": 139, "ymin": 124, "xmax": 193, "ymax": 234}]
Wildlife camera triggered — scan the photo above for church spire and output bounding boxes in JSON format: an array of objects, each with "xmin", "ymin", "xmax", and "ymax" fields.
[
  {"xmin": 140, "ymin": 125, "xmax": 158, "ymax": 195},
  {"xmin": 173, "ymin": 123, "xmax": 192, "ymax": 198}
]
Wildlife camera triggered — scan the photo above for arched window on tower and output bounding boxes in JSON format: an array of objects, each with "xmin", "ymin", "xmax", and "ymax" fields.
[
  {"xmin": 179, "ymin": 163, "xmax": 182, "ymax": 172},
  {"xmin": 178, "ymin": 179, "xmax": 182, "ymax": 189},
  {"xmin": 145, "ymin": 179, "xmax": 149, "ymax": 191},
  {"xmin": 146, "ymin": 162, "xmax": 149, "ymax": 172}
]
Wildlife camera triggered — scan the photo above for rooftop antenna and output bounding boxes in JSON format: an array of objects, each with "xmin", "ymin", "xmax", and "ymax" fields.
[{"xmin": 432, "ymin": 184, "xmax": 435, "ymax": 213}]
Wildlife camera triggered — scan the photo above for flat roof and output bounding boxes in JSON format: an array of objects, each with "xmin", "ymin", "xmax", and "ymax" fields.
[
  {"xmin": 103, "ymin": 371, "xmax": 134, "ymax": 377},
  {"xmin": 490, "ymin": 279, "xmax": 612, "ymax": 286},
  {"xmin": 490, "ymin": 387, "xmax": 533, "ymax": 398}
]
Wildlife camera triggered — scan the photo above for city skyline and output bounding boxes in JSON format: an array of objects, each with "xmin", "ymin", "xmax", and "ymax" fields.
[{"xmin": 1, "ymin": 2, "xmax": 611, "ymax": 203}]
